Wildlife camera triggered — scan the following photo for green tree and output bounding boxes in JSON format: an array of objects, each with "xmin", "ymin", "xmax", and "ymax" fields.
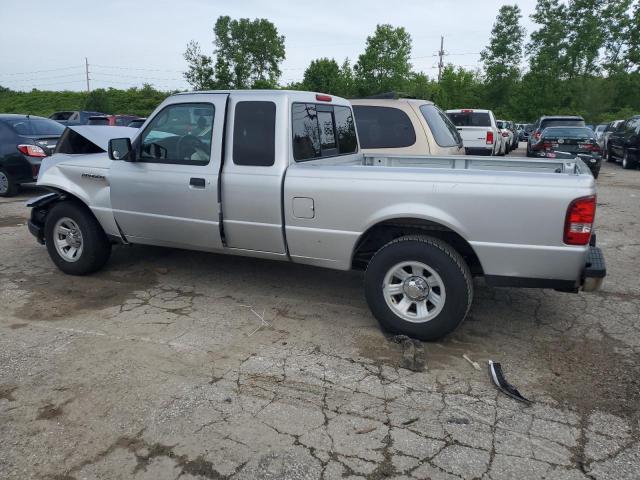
[
  {"xmin": 300, "ymin": 58, "xmax": 355, "ymax": 97},
  {"xmin": 480, "ymin": 5, "xmax": 525, "ymax": 110},
  {"xmin": 565, "ymin": 0, "xmax": 606, "ymax": 78},
  {"xmin": 84, "ymin": 89, "xmax": 112, "ymax": 113},
  {"xmin": 601, "ymin": 0, "xmax": 634, "ymax": 74},
  {"xmin": 354, "ymin": 24, "xmax": 413, "ymax": 96},
  {"xmin": 183, "ymin": 16, "xmax": 285, "ymax": 90},
  {"xmin": 434, "ymin": 65, "xmax": 483, "ymax": 111},
  {"xmin": 183, "ymin": 41, "xmax": 216, "ymax": 90},
  {"xmin": 212, "ymin": 16, "xmax": 285, "ymax": 88}
]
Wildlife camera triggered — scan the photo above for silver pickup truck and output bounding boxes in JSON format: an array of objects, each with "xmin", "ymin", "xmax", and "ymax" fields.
[{"xmin": 27, "ymin": 90, "xmax": 606, "ymax": 340}]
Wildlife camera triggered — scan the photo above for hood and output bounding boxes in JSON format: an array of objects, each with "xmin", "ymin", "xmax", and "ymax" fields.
[{"xmin": 66, "ymin": 125, "xmax": 138, "ymax": 151}]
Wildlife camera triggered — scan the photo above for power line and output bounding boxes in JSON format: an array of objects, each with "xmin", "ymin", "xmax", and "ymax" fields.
[{"xmin": 0, "ymin": 66, "xmax": 81, "ymax": 77}]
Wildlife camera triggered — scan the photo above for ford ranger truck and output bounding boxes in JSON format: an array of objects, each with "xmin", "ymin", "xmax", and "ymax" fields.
[{"xmin": 26, "ymin": 90, "xmax": 606, "ymax": 341}]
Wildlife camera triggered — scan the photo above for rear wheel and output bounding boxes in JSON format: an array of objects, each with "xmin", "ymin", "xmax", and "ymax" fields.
[
  {"xmin": 44, "ymin": 201, "xmax": 112, "ymax": 275},
  {"xmin": 364, "ymin": 235, "xmax": 473, "ymax": 341},
  {"xmin": 0, "ymin": 169, "xmax": 17, "ymax": 197},
  {"xmin": 622, "ymin": 149, "xmax": 637, "ymax": 170}
]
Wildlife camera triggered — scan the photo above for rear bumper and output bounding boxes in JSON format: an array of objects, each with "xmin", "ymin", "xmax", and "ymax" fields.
[
  {"xmin": 582, "ymin": 246, "xmax": 606, "ymax": 292},
  {"xmin": 483, "ymin": 245, "xmax": 606, "ymax": 293}
]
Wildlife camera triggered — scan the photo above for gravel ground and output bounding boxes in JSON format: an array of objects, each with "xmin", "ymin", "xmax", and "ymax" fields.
[{"xmin": 0, "ymin": 147, "xmax": 638, "ymax": 479}]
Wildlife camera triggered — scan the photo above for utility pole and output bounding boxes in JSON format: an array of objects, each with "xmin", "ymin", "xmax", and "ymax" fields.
[
  {"xmin": 437, "ymin": 36, "xmax": 445, "ymax": 82},
  {"xmin": 85, "ymin": 57, "xmax": 90, "ymax": 93}
]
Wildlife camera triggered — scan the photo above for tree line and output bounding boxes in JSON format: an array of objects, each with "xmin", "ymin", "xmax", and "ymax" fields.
[{"xmin": 1, "ymin": 0, "xmax": 639, "ymax": 122}]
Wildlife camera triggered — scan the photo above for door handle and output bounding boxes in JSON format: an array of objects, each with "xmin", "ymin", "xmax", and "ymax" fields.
[{"xmin": 190, "ymin": 177, "xmax": 205, "ymax": 188}]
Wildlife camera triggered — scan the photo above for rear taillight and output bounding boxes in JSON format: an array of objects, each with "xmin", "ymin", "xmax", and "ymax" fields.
[
  {"xmin": 501, "ymin": 131, "xmax": 509, "ymax": 137},
  {"xmin": 533, "ymin": 130, "xmax": 541, "ymax": 140},
  {"xmin": 564, "ymin": 195, "xmax": 596, "ymax": 245},
  {"xmin": 17, "ymin": 144, "xmax": 47, "ymax": 158},
  {"xmin": 486, "ymin": 131, "xmax": 494, "ymax": 144},
  {"xmin": 542, "ymin": 141, "xmax": 553, "ymax": 149}
]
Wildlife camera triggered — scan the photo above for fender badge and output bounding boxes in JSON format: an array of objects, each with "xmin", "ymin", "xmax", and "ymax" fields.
[{"xmin": 81, "ymin": 173, "xmax": 105, "ymax": 181}]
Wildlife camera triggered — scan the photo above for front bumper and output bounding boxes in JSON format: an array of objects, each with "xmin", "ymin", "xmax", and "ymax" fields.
[{"xmin": 582, "ymin": 245, "xmax": 606, "ymax": 292}]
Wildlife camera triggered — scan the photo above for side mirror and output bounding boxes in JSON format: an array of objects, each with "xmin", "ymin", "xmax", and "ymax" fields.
[{"xmin": 108, "ymin": 137, "xmax": 134, "ymax": 161}]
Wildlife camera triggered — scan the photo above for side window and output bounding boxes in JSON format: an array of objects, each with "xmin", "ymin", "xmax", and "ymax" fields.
[
  {"xmin": 352, "ymin": 106, "xmax": 416, "ymax": 149},
  {"xmin": 138, "ymin": 103, "xmax": 214, "ymax": 165},
  {"xmin": 419, "ymin": 104, "xmax": 461, "ymax": 147},
  {"xmin": 292, "ymin": 103, "xmax": 357, "ymax": 161},
  {"xmin": 233, "ymin": 101, "xmax": 276, "ymax": 166}
]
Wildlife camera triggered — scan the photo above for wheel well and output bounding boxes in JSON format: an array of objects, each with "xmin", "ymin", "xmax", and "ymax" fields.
[
  {"xmin": 31, "ymin": 190, "xmax": 95, "ymax": 231},
  {"xmin": 351, "ymin": 218, "xmax": 483, "ymax": 275}
]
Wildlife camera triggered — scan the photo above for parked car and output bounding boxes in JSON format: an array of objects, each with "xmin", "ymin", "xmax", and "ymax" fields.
[
  {"xmin": 87, "ymin": 115, "xmax": 111, "ymax": 126},
  {"xmin": 519, "ymin": 123, "xmax": 534, "ymax": 142},
  {"xmin": 496, "ymin": 120, "xmax": 514, "ymax": 154},
  {"xmin": 601, "ymin": 120, "xmax": 624, "ymax": 158},
  {"xmin": 49, "ymin": 111, "xmax": 106, "ymax": 126},
  {"xmin": 86, "ymin": 114, "xmax": 144, "ymax": 127},
  {"xmin": 350, "ymin": 97, "xmax": 463, "ymax": 156},
  {"xmin": 530, "ymin": 126, "xmax": 602, "ymax": 178},
  {"xmin": 527, "ymin": 115, "xmax": 585, "ymax": 156},
  {"xmin": 606, "ymin": 115, "xmax": 640, "ymax": 169},
  {"xmin": 0, "ymin": 114, "xmax": 65, "ymax": 196},
  {"xmin": 593, "ymin": 123, "xmax": 608, "ymax": 143},
  {"xmin": 127, "ymin": 118, "xmax": 146, "ymax": 128},
  {"xmin": 27, "ymin": 90, "xmax": 605, "ymax": 341},
  {"xmin": 446, "ymin": 109, "xmax": 504, "ymax": 156},
  {"xmin": 505, "ymin": 121, "xmax": 519, "ymax": 150}
]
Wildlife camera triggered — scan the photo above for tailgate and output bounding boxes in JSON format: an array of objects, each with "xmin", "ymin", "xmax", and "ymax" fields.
[{"xmin": 457, "ymin": 127, "xmax": 489, "ymax": 147}]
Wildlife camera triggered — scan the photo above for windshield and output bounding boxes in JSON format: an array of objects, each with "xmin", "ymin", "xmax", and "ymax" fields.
[
  {"xmin": 6, "ymin": 117, "xmax": 65, "ymax": 136},
  {"xmin": 447, "ymin": 111, "xmax": 491, "ymax": 127},
  {"xmin": 542, "ymin": 127, "xmax": 593, "ymax": 138}
]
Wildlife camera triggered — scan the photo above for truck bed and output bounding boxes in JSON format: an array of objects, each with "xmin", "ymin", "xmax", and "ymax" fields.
[{"xmin": 360, "ymin": 154, "xmax": 587, "ymax": 175}]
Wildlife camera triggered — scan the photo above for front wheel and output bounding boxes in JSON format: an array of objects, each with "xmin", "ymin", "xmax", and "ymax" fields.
[
  {"xmin": 606, "ymin": 145, "xmax": 615, "ymax": 162},
  {"xmin": 364, "ymin": 235, "xmax": 473, "ymax": 341},
  {"xmin": 44, "ymin": 201, "xmax": 112, "ymax": 275},
  {"xmin": 622, "ymin": 149, "xmax": 637, "ymax": 170}
]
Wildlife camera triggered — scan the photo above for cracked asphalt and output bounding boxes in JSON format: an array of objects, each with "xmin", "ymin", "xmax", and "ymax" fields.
[{"xmin": 1, "ymin": 149, "xmax": 639, "ymax": 479}]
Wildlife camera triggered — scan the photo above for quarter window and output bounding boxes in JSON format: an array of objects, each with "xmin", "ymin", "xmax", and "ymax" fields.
[
  {"xmin": 233, "ymin": 101, "xmax": 276, "ymax": 166},
  {"xmin": 419, "ymin": 104, "xmax": 462, "ymax": 148},
  {"xmin": 352, "ymin": 106, "xmax": 416, "ymax": 149},
  {"xmin": 138, "ymin": 103, "xmax": 214, "ymax": 165},
  {"xmin": 292, "ymin": 103, "xmax": 357, "ymax": 161}
]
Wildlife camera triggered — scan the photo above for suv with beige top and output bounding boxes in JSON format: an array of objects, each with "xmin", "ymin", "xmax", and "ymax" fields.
[{"xmin": 351, "ymin": 97, "xmax": 464, "ymax": 156}]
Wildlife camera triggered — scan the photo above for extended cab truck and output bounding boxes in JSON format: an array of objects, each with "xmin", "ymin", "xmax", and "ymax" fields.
[{"xmin": 27, "ymin": 90, "xmax": 606, "ymax": 341}]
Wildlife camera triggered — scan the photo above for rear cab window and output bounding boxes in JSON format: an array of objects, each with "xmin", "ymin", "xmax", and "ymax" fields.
[
  {"xmin": 447, "ymin": 111, "xmax": 491, "ymax": 127},
  {"xmin": 352, "ymin": 105, "xmax": 416, "ymax": 149},
  {"xmin": 292, "ymin": 103, "xmax": 357, "ymax": 161},
  {"xmin": 540, "ymin": 119, "xmax": 585, "ymax": 129},
  {"xmin": 419, "ymin": 104, "xmax": 461, "ymax": 147}
]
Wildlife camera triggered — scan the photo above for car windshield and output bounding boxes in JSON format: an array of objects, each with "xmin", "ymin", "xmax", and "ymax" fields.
[
  {"xmin": 6, "ymin": 117, "xmax": 65, "ymax": 135},
  {"xmin": 447, "ymin": 111, "xmax": 491, "ymax": 127},
  {"xmin": 542, "ymin": 127, "xmax": 593, "ymax": 138},
  {"xmin": 595, "ymin": 124, "xmax": 607, "ymax": 133}
]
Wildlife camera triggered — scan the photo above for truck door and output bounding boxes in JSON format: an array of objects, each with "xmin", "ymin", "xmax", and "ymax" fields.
[
  {"xmin": 109, "ymin": 94, "xmax": 228, "ymax": 251},
  {"xmin": 220, "ymin": 96, "xmax": 287, "ymax": 254}
]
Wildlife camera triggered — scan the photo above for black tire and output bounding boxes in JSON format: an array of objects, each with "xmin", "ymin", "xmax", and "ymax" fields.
[
  {"xmin": 364, "ymin": 235, "xmax": 473, "ymax": 341},
  {"xmin": 592, "ymin": 166, "xmax": 600, "ymax": 179},
  {"xmin": 0, "ymin": 169, "xmax": 18, "ymax": 197},
  {"xmin": 44, "ymin": 201, "xmax": 112, "ymax": 275},
  {"xmin": 606, "ymin": 145, "xmax": 615, "ymax": 162},
  {"xmin": 622, "ymin": 149, "xmax": 637, "ymax": 170},
  {"xmin": 526, "ymin": 144, "xmax": 533, "ymax": 157}
]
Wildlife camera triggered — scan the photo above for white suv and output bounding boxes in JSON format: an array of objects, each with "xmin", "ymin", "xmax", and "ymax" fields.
[{"xmin": 446, "ymin": 108, "xmax": 504, "ymax": 156}]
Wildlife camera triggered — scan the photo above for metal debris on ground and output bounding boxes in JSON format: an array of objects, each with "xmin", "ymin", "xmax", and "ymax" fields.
[
  {"xmin": 462, "ymin": 353, "xmax": 481, "ymax": 371},
  {"xmin": 488, "ymin": 360, "xmax": 532, "ymax": 404},
  {"xmin": 239, "ymin": 305, "xmax": 271, "ymax": 336}
]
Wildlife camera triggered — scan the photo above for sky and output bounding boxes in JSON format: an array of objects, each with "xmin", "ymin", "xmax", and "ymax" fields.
[{"xmin": 0, "ymin": 0, "xmax": 539, "ymax": 92}]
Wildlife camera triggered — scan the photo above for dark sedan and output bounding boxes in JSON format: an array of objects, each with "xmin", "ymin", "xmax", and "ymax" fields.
[
  {"xmin": 530, "ymin": 126, "xmax": 602, "ymax": 178},
  {"xmin": 0, "ymin": 114, "xmax": 64, "ymax": 196}
]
